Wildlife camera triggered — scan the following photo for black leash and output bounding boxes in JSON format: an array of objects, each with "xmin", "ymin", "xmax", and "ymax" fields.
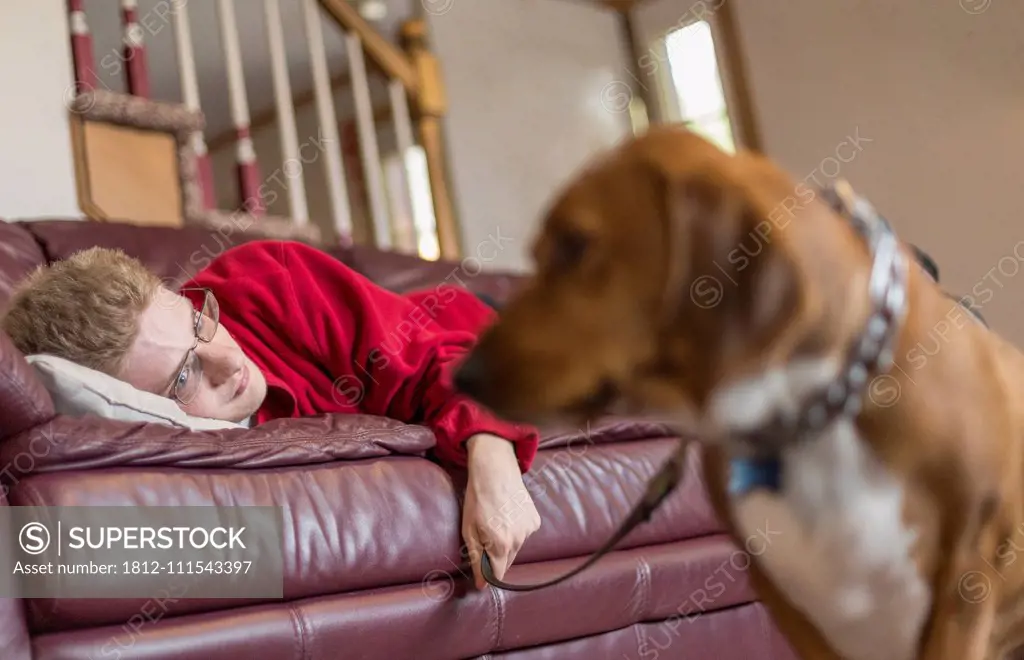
[{"xmin": 479, "ymin": 438, "xmax": 691, "ymax": 591}]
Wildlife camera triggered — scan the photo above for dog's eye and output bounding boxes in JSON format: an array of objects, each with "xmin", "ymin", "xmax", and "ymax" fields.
[{"xmin": 551, "ymin": 230, "xmax": 590, "ymax": 271}]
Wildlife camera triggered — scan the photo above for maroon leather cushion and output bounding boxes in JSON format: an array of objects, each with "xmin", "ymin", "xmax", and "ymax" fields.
[
  {"xmin": 16, "ymin": 219, "xmax": 519, "ymax": 303},
  {"xmin": 14, "ymin": 436, "xmax": 723, "ymax": 633},
  {"xmin": 0, "ymin": 414, "xmax": 672, "ymax": 476},
  {"xmin": 538, "ymin": 417, "xmax": 678, "ymax": 450},
  {"xmin": 28, "ymin": 538, "xmax": 774, "ymax": 660},
  {"xmin": 0, "ymin": 489, "xmax": 31, "ymax": 660},
  {"xmin": 19, "ymin": 220, "xmax": 275, "ymax": 288},
  {"xmin": 490, "ymin": 602, "xmax": 797, "ymax": 660},
  {"xmin": 0, "ymin": 414, "xmax": 435, "ymax": 475},
  {"xmin": 346, "ymin": 245, "xmax": 524, "ymax": 304},
  {"xmin": 0, "ymin": 331, "xmax": 55, "ymax": 442},
  {"xmin": 0, "ymin": 221, "xmax": 46, "ymax": 306}
]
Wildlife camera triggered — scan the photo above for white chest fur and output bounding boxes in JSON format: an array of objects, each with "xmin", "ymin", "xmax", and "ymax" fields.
[{"xmin": 709, "ymin": 360, "xmax": 932, "ymax": 660}]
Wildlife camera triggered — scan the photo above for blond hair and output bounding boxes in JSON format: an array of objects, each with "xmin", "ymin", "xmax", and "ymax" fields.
[{"xmin": 1, "ymin": 247, "xmax": 162, "ymax": 376}]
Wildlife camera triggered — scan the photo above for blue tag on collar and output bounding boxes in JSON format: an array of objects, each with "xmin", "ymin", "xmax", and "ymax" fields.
[{"xmin": 728, "ymin": 455, "xmax": 783, "ymax": 495}]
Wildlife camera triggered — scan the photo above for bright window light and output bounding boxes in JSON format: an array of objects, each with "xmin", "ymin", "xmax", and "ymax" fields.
[{"xmin": 664, "ymin": 20, "xmax": 736, "ymax": 154}]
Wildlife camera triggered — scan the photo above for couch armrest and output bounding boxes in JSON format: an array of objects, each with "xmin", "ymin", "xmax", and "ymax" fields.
[
  {"xmin": 0, "ymin": 330, "xmax": 56, "ymax": 442},
  {"xmin": 0, "ymin": 488, "xmax": 31, "ymax": 660}
]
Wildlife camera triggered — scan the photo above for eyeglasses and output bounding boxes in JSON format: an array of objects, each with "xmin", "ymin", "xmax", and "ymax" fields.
[{"xmin": 168, "ymin": 288, "xmax": 220, "ymax": 405}]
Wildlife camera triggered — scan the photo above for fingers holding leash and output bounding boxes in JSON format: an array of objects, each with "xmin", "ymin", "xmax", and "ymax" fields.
[
  {"xmin": 463, "ymin": 522, "xmax": 488, "ymax": 590},
  {"xmin": 463, "ymin": 498, "xmax": 542, "ymax": 589}
]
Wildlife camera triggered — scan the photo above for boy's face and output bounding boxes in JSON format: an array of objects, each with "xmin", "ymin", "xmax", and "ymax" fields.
[{"xmin": 120, "ymin": 287, "xmax": 267, "ymax": 423}]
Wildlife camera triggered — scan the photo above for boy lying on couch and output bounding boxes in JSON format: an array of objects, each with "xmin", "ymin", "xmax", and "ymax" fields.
[{"xmin": 0, "ymin": 239, "xmax": 541, "ymax": 590}]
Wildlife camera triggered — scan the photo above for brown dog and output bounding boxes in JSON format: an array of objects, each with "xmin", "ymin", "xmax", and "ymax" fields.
[{"xmin": 454, "ymin": 124, "xmax": 1024, "ymax": 660}]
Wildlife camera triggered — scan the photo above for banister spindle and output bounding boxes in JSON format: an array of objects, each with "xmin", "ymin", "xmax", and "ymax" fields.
[
  {"xmin": 171, "ymin": 1, "xmax": 215, "ymax": 210},
  {"xmin": 388, "ymin": 79, "xmax": 418, "ymax": 253},
  {"xmin": 67, "ymin": 0, "xmax": 97, "ymax": 93},
  {"xmin": 302, "ymin": 0, "xmax": 352, "ymax": 241},
  {"xmin": 120, "ymin": 0, "xmax": 150, "ymax": 97},
  {"xmin": 346, "ymin": 32, "xmax": 391, "ymax": 250},
  {"xmin": 340, "ymin": 120, "xmax": 368, "ymax": 236},
  {"xmin": 264, "ymin": 0, "xmax": 309, "ymax": 225},
  {"xmin": 216, "ymin": 0, "xmax": 265, "ymax": 216}
]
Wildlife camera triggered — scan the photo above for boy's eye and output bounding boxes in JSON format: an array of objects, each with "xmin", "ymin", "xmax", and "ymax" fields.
[
  {"xmin": 179, "ymin": 351, "xmax": 201, "ymax": 387},
  {"xmin": 177, "ymin": 365, "xmax": 191, "ymax": 388}
]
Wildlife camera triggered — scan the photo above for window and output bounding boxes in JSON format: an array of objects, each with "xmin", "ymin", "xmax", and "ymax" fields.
[
  {"xmin": 381, "ymin": 145, "xmax": 440, "ymax": 261},
  {"xmin": 660, "ymin": 20, "xmax": 736, "ymax": 153},
  {"xmin": 403, "ymin": 146, "xmax": 441, "ymax": 261}
]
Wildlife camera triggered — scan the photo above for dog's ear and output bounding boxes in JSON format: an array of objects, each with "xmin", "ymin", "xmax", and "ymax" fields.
[{"xmin": 665, "ymin": 166, "xmax": 814, "ymax": 365}]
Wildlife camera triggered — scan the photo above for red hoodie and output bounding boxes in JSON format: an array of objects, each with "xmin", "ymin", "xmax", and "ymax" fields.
[{"xmin": 183, "ymin": 240, "xmax": 539, "ymax": 471}]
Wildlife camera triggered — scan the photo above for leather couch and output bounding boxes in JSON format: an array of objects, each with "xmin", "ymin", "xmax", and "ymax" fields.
[{"xmin": 0, "ymin": 217, "xmax": 798, "ymax": 660}]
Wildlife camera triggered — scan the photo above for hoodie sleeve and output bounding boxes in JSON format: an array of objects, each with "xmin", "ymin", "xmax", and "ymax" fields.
[{"xmin": 277, "ymin": 242, "xmax": 539, "ymax": 471}]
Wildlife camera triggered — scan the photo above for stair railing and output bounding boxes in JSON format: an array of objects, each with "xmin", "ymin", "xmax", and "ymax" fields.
[{"xmin": 64, "ymin": 0, "xmax": 460, "ymax": 259}]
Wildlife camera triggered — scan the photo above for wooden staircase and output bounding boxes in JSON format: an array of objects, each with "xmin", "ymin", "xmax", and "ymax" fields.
[{"xmin": 64, "ymin": 0, "xmax": 460, "ymax": 259}]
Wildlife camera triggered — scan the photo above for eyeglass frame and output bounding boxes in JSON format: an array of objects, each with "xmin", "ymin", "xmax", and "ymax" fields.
[{"xmin": 166, "ymin": 287, "xmax": 220, "ymax": 405}]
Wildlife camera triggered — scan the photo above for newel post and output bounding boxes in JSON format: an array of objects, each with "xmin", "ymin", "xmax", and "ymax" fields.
[{"xmin": 400, "ymin": 19, "xmax": 462, "ymax": 261}]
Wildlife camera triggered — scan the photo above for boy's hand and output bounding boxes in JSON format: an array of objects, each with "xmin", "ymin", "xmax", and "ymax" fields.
[{"xmin": 462, "ymin": 433, "xmax": 541, "ymax": 589}]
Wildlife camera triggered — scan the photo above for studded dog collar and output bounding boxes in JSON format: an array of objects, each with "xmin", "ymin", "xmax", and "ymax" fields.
[{"xmin": 729, "ymin": 179, "xmax": 910, "ymax": 495}]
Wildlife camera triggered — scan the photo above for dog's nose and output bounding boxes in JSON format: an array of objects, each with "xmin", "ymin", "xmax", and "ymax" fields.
[{"xmin": 454, "ymin": 352, "xmax": 487, "ymax": 399}]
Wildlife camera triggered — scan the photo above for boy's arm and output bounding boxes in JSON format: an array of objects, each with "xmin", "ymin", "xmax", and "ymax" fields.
[
  {"xmin": 279, "ymin": 242, "xmax": 540, "ymax": 472},
  {"xmin": 190, "ymin": 240, "xmax": 542, "ymax": 585}
]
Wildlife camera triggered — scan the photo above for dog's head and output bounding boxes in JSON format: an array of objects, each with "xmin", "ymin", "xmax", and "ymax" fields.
[{"xmin": 455, "ymin": 125, "xmax": 853, "ymax": 427}]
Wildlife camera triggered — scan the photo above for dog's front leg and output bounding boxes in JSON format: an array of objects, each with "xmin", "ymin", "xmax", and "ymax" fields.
[
  {"xmin": 916, "ymin": 503, "xmax": 1005, "ymax": 660},
  {"xmin": 916, "ymin": 556, "xmax": 1000, "ymax": 659},
  {"xmin": 701, "ymin": 445, "xmax": 846, "ymax": 660}
]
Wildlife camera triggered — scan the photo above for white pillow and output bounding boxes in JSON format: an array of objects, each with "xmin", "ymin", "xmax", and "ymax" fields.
[{"xmin": 25, "ymin": 354, "xmax": 244, "ymax": 432}]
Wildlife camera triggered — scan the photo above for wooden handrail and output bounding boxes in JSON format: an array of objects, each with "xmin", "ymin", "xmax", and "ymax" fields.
[
  {"xmin": 316, "ymin": 0, "xmax": 419, "ymax": 96},
  {"xmin": 309, "ymin": 5, "xmax": 461, "ymax": 259}
]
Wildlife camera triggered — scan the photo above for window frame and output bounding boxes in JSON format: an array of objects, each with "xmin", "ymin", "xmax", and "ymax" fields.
[{"xmin": 629, "ymin": 2, "xmax": 762, "ymax": 153}]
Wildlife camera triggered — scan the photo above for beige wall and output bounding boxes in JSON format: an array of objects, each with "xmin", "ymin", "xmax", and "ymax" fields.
[
  {"xmin": 721, "ymin": 0, "xmax": 1024, "ymax": 342},
  {"xmin": 0, "ymin": 0, "xmax": 81, "ymax": 221},
  {"xmin": 427, "ymin": 0, "xmax": 635, "ymax": 272}
]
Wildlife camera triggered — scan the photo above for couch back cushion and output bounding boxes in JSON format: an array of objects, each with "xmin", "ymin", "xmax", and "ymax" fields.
[
  {"xmin": 11, "ymin": 219, "xmax": 524, "ymax": 302},
  {"xmin": 19, "ymin": 219, "xmax": 274, "ymax": 288},
  {"xmin": 346, "ymin": 244, "xmax": 524, "ymax": 303}
]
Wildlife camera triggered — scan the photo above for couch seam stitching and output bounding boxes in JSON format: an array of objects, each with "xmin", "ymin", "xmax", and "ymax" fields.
[
  {"xmin": 287, "ymin": 602, "xmax": 310, "ymax": 660},
  {"xmin": 488, "ymin": 580, "xmax": 505, "ymax": 651},
  {"xmin": 639, "ymin": 555, "xmax": 652, "ymax": 621}
]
